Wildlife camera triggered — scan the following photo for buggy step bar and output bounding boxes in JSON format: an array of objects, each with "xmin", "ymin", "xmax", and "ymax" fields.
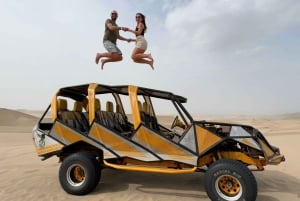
[{"xmin": 103, "ymin": 160, "xmax": 197, "ymax": 174}]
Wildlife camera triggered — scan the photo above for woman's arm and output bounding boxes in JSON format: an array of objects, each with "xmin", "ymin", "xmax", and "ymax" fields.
[
  {"xmin": 128, "ymin": 23, "xmax": 144, "ymax": 35},
  {"xmin": 117, "ymin": 32, "xmax": 135, "ymax": 42}
]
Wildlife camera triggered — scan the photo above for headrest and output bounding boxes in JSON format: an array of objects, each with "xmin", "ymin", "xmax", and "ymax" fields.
[
  {"xmin": 85, "ymin": 98, "xmax": 100, "ymax": 112},
  {"xmin": 138, "ymin": 101, "xmax": 142, "ymax": 111},
  {"xmin": 73, "ymin": 101, "xmax": 83, "ymax": 112},
  {"xmin": 95, "ymin": 99, "xmax": 101, "ymax": 111},
  {"xmin": 106, "ymin": 101, "xmax": 113, "ymax": 112},
  {"xmin": 57, "ymin": 99, "xmax": 68, "ymax": 111},
  {"xmin": 142, "ymin": 102, "xmax": 149, "ymax": 114},
  {"xmin": 116, "ymin": 104, "xmax": 122, "ymax": 113}
]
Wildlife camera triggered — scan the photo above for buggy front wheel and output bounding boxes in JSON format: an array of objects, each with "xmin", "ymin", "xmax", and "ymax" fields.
[
  {"xmin": 204, "ymin": 159, "xmax": 257, "ymax": 201},
  {"xmin": 59, "ymin": 152, "xmax": 101, "ymax": 195}
]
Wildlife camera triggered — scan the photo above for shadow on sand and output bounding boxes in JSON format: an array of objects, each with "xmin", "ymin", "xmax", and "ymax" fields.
[
  {"xmin": 256, "ymin": 170, "xmax": 300, "ymax": 200},
  {"xmin": 92, "ymin": 169, "xmax": 300, "ymax": 200},
  {"xmin": 93, "ymin": 169, "xmax": 206, "ymax": 199}
]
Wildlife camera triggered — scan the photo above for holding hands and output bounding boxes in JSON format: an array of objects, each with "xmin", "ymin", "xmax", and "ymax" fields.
[
  {"xmin": 119, "ymin": 26, "xmax": 129, "ymax": 31},
  {"xmin": 127, "ymin": 38, "xmax": 136, "ymax": 43},
  {"xmin": 119, "ymin": 26, "xmax": 135, "ymax": 43}
]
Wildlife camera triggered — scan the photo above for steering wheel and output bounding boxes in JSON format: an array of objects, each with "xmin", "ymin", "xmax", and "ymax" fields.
[
  {"xmin": 166, "ymin": 131, "xmax": 175, "ymax": 139},
  {"xmin": 171, "ymin": 115, "xmax": 179, "ymax": 129}
]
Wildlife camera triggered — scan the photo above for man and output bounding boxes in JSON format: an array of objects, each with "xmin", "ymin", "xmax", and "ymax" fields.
[{"xmin": 95, "ymin": 10, "xmax": 131, "ymax": 69}]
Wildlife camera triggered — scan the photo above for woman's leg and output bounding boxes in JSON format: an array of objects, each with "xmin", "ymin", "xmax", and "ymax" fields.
[
  {"xmin": 131, "ymin": 48, "xmax": 154, "ymax": 69},
  {"xmin": 133, "ymin": 58, "xmax": 154, "ymax": 69},
  {"xmin": 131, "ymin": 48, "xmax": 153, "ymax": 61}
]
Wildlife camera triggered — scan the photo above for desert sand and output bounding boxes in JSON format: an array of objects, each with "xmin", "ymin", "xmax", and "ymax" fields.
[{"xmin": 0, "ymin": 108, "xmax": 299, "ymax": 201}]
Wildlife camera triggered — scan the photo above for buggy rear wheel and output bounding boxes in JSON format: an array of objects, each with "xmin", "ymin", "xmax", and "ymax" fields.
[{"xmin": 204, "ymin": 159, "xmax": 257, "ymax": 201}]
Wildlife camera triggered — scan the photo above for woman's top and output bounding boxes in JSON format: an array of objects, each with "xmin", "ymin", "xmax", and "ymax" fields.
[{"xmin": 135, "ymin": 24, "xmax": 145, "ymax": 36}]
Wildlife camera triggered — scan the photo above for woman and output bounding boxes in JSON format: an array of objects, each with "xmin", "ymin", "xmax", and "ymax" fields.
[{"xmin": 127, "ymin": 13, "xmax": 154, "ymax": 69}]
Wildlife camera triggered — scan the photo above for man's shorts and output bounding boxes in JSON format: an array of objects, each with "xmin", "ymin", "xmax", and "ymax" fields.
[{"xmin": 103, "ymin": 40, "xmax": 122, "ymax": 55}]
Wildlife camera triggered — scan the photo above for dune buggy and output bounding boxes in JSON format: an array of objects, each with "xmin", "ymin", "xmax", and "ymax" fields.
[{"xmin": 32, "ymin": 83, "xmax": 284, "ymax": 201}]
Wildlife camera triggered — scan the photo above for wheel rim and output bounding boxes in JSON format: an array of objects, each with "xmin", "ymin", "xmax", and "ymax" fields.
[
  {"xmin": 215, "ymin": 174, "xmax": 242, "ymax": 201},
  {"xmin": 66, "ymin": 164, "xmax": 85, "ymax": 187}
]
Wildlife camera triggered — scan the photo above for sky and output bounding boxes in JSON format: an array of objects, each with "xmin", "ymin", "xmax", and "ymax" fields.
[{"xmin": 0, "ymin": 0, "xmax": 300, "ymax": 115}]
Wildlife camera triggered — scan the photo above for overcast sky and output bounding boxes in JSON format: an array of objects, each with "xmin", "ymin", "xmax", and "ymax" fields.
[{"xmin": 0, "ymin": 0, "xmax": 299, "ymax": 115}]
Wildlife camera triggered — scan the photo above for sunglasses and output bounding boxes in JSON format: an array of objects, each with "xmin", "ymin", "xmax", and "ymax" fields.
[{"xmin": 136, "ymin": 16, "xmax": 141, "ymax": 19}]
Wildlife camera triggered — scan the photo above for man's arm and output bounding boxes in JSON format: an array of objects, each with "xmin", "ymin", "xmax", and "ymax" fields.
[
  {"xmin": 117, "ymin": 28, "xmax": 134, "ymax": 42},
  {"xmin": 107, "ymin": 22, "xmax": 122, "ymax": 31},
  {"xmin": 105, "ymin": 20, "xmax": 131, "ymax": 42},
  {"xmin": 117, "ymin": 34, "xmax": 131, "ymax": 42}
]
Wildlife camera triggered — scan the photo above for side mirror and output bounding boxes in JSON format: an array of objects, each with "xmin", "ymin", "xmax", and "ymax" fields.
[{"xmin": 171, "ymin": 116, "xmax": 186, "ymax": 129}]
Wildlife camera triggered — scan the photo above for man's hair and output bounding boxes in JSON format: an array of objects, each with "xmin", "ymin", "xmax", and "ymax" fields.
[{"xmin": 111, "ymin": 10, "xmax": 118, "ymax": 15}]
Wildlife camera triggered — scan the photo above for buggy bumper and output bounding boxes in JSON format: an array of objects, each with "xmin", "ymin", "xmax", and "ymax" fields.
[{"xmin": 268, "ymin": 154, "xmax": 285, "ymax": 165}]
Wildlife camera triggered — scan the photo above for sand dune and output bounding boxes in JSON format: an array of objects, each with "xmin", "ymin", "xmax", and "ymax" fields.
[
  {"xmin": 273, "ymin": 112, "xmax": 300, "ymax": 120},
  {"xmin": 0, "ymin": 108, "xmax": 38, "ymax": 126},
  {"xmin": 0, "ymin": 108, "xmax": 38, "ymax": 133},
  {"xmin": 0, "ymin": 108, "xmax": 299, "ymax": 201}
]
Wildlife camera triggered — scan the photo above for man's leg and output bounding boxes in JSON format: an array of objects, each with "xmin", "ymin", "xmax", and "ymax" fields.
[
  {"xmin": 95, "ymin": 52, "xmax": 119, "ymax": 64},
  {"xmin": 96, "ymin": 40, "xmax": 123, "ymax": 68},
  {"xmin": 95, "ymin": 53, "xmax": 102, "ymax": 64},
  {"xmin": 100, "ymin": 53, "xmax": 122, "ymax": 69}
]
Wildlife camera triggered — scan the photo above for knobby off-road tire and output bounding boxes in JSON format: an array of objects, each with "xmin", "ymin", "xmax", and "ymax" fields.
[
  {"xmin": 59, "ymin": 152, "xmax": 101, "ymax": 195},
  {"xmin": 204, "ymin": 159, "xmax": 257, "ymax": 201}
]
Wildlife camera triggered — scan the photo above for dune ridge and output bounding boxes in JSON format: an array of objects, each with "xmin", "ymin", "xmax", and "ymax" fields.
[{"xmin": 0, "ymin": 108, "xmax": 38, "ymax": 126}]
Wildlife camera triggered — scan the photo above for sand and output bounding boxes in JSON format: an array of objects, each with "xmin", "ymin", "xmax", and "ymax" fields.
[{"xmin": 0, "ymin": 109, "xmax": 300, "ymax": 201}]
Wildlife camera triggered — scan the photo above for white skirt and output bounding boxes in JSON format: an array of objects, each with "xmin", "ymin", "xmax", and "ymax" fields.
[{"xmin": 135, "ymin": 35, "xmax": 148, "ymax": 50}]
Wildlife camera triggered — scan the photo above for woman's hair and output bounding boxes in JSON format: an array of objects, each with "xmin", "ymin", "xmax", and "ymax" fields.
[{"xmin": 136, "ymin": 12, "xmax": 147, "ymax": 32}]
